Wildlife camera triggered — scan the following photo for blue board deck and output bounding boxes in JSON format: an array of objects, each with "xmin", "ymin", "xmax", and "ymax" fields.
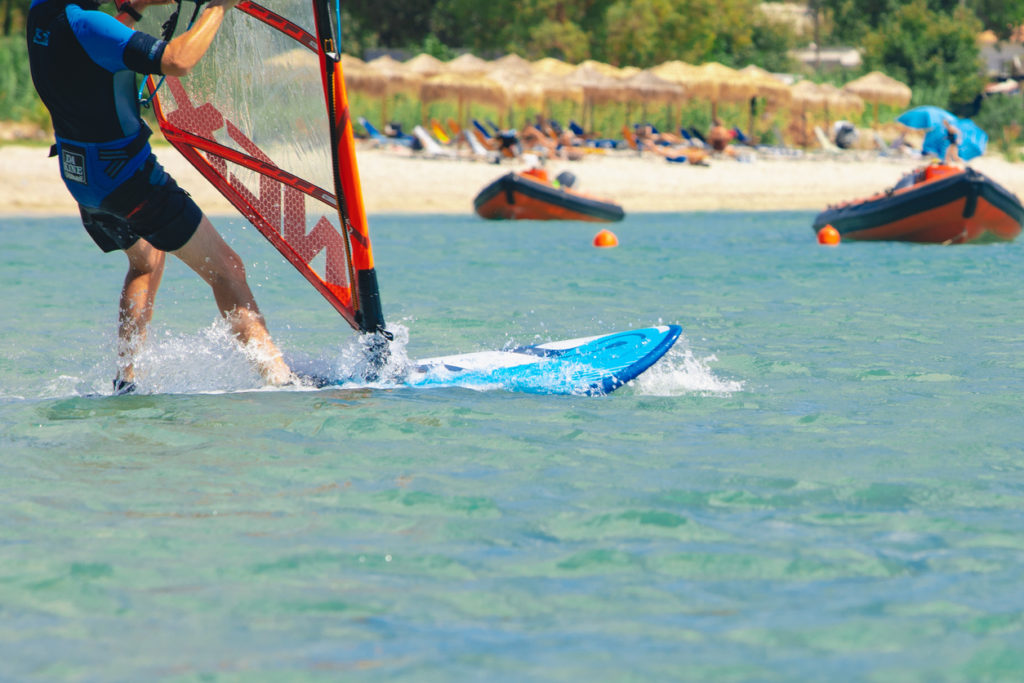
[{"xmin": 328, "ymin": 325, "xmax": 682, "ymax": 395}]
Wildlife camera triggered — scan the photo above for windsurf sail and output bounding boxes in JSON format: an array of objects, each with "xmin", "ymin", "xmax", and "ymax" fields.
[{"xmin": 138, "ymin": 0, "xmax": 387, "ymax": 339}]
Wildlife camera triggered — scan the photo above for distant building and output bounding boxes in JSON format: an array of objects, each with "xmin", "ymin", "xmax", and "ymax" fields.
[
  {"xmin": 789, "ymin": 45, "xmax": 862, "ymax": 72},
  {"xmin": 977, "ymin": 32, "xmax": 1024, "ymax": 79}
]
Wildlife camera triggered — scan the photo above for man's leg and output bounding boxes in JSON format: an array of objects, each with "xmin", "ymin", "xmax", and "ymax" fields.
[
  {"xmin": 117, "ymin": 238, "xmax": 165, "ymax": 384},
  {"xmin": 171, "ymin": 214, "xmax": 293, "ymax": 384}
]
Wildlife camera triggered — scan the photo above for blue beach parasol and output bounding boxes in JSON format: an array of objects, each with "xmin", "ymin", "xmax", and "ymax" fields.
[{"xmin": 897, "ymin": 105, "xmax": 987, "ymax": 161}]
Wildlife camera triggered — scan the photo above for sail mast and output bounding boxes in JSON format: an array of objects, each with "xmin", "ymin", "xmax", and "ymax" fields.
[{"xmin": 311, "ymin": 0, "xmax": 387, "ymax": 336}]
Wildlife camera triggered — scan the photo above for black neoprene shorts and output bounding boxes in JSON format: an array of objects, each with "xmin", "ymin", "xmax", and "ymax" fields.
[{"xmin": 80, "ymin": 155, "xmax": 202, "ymax": 253}]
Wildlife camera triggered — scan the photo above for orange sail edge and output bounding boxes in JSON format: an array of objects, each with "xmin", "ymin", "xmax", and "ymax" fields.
[{"xmin": 311, "ymin": 0, "xmax": 387, "ymax": 338}]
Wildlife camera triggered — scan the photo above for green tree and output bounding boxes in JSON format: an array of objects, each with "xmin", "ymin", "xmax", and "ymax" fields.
[
  {"xmin": 821, "ymin": 0, "xmax": 1023, "ymax": 44},
  {"xmin": 3, "ymin": 0, "xmax": 30, "ymax": 36},
  {"xmin": 340, "ymin": 0, "xmax": 437, "ymax": 53},
  {"xmin": 603, "ymin": 0, "xmax": 769, "ymax": 68},
  {"xmin": 430, "ymin": 0, "xmax": 510, "ymax": 54},
  {"xmin": 861, "ymin": 0, "xmax": 984, "ymax": 110},
  {"xmin": 973, "ymin": 0, "xmax": 1024, "ymax": 40}
]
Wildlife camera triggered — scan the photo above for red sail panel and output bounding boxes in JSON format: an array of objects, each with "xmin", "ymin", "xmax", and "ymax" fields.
[{"xmin": 139, "ymin": 0, "xmax": 382, "ymax": 332}]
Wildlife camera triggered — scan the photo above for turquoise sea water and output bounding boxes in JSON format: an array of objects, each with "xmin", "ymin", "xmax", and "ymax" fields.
[{"xmin": 2, "ymin": 211, "xmax": 1023, "ymax": 681}]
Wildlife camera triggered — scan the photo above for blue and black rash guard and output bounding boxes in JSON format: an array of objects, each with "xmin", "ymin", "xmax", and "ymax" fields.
[{"xmin": 27, "ymin": 0, "xmax": 167, "ymax": 206}]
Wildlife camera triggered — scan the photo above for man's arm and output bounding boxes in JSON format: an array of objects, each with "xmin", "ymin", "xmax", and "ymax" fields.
[
  {"xmin": 159, "ymin": 0, "xmax": 239, "ymax": 76},
  {"xmin": 114, "ymin": 0, "xmax": 156, "ymax": 28}
]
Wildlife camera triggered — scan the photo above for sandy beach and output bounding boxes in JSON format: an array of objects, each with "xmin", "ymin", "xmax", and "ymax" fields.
[{"xmin": 3, "ymin": 142, "xmax": 1024, "ymax": 216}]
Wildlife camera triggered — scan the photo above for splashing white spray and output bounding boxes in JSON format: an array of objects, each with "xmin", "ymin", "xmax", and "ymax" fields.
[{"xmin": 630, "ymin": 342, "xmax": 744, "ymax": 397}]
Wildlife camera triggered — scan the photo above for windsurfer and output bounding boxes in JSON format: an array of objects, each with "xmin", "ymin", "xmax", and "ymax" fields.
[{"xmin": 27, "ymin": 0, "xmax": 294, "ymax": 393}]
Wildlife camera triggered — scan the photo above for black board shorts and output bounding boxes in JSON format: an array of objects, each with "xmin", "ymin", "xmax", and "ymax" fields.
[{"xmin": 80, "ymin": 155, "xmax": 202, "ymax": 253}]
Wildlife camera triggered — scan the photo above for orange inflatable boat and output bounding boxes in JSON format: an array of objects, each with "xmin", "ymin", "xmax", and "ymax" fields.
[
  {"xmin": 813, "ymin": 164, "xmax": 1023, "ymax": 244},
  {"xmin": 473, "ymin": 169, "xmax": 624, "ymax": 222}
]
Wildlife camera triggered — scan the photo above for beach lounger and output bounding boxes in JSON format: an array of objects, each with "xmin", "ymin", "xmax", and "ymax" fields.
[
  {"xmin": 412, "ymin": 125, "xmax": 458, "ymax": 158},
  {"xmin": 358, "ymin": 117, "xmax": 413, "ymax": 148},
  {"xmin": 814, "ymin": 125, "xmax": 843, "ymax": 155},
  {"xmin": 471, "ymin": 120, "xmax": 491, "ymax": 140},
  {"xmin": 621, "ymin": 125, "xmax": 640, "ymax": 153},
  {"xmin": 567, "ymin": 120, "xmax": 620, "ymax": 149},
  {"xmin": 732, "ymin": 127, "xmax": 754, "ymax": 145},
  {"xmin": 430, "ymin": 118, "xmax": 451, "ymax": 145},
  {"xmin": 463, "ymin": 126, "xmax": 500, "ymax": 162}
]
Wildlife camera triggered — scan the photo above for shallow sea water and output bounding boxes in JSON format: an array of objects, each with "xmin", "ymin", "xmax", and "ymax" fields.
[{"xmin": 2, "ymin": 211, "xmax": 1023, "ymax": 681}]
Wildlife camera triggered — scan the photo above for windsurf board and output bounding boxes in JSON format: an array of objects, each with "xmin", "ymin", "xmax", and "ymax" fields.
[{"xmin": 324, "ymin": 325, "xmax": 681, "ymax": 395}]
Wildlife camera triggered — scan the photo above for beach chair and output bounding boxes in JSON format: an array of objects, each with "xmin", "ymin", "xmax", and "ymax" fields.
[
  {"xmin": 473, "ymin": 119, "xmax": 493, "ymax": 142},
  {"xmin": 683, "ymin": 126, "xmax": 708, "ymax": 146},
  {"xmin": 752, "ymin": 125, "xmax": 802, "ymax": 159},
  {"xmin": 358, "ymin": 117, "xmax": 413, "ymax": 148},
  {"xmin": 732, "ymin": 127, "xmax": 755, "ymax": 146},
  {"xmin": 412, "ymin": 125, "xmax": 458, "ymax": 158},
  {"xmin": 430, "ymin": 118, "xmax": 452, "ymax": 145},
  {"xmin": 358, "ymin": 117, "xmax": 390, "ymax": 145},
  {"xmin": 678, "ymin": 128, "xmax": 709, "ymax": 150},
  {"xmin": 621, "ymin": 124, "xmax": 640, "ymax": 153},
  {"xmin": 644, "ymin": 124, "xmax": 673, "ymax": 146},
  {"xmin": 463, "ymin": 126, "xmax": 499, "ymax": 162},
  {"xmin": 569, "ymin": 120, "xmax": 619, "ymax": 149},
  {"xmin": 814, "ymin": 125, "xmax": 843, "ymax": 155}
]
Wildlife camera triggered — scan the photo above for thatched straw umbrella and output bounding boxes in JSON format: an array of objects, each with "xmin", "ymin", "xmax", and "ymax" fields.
[
  {"xmin": 820, "ymin": 83, "xmax": 865, "ymax": 119},
  {"xmin": 790, "ymin": 80, "xmax": 842, "ymax": 147},
  {"xmin": 695, "ymin": 62, "xmax": 757, "ymax": 105},
  {"xmin": 404, "ymin": 53, "xmax": 445, "ymax": 79},
  {"xmin": 420, "ymin": 71, "xmax": 507, "ymax": 129},
  {"xmin": 564, "ymin": 64, "xmax": 626, "ymax": 133},
  {"xmin": 617, "ymin": 70, "xmax": 686, "ymax": 127},
  {"xmin": 445, "ymin": 53, "xmax": 491, "ymax": 75},
  {"xmin": 484, "ymin": 67, "xmax": 575, "ymax": 127},
  {"xmin": 490, "ymin": 54, "xmax": 533, "ymax": 74},
  {"xmin": 347, "ymin": 55, "xmax": 423, "ymax": 125},
  {"xmin": 576, "ymin": 59, "xmax": 626, "ymax": 79},
  {"xmin": 842, "ymin": 71, "xmax": 912, "ymax": 126},
  {"xmin": 532, "ymin": 57, "xmax": 576, "ymax": 77}
]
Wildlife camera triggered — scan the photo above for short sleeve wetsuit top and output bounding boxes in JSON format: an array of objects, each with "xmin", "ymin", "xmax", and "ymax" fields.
[{"xmin": 27, "ymin": 0, "xmax": 202, "ymax": 252}]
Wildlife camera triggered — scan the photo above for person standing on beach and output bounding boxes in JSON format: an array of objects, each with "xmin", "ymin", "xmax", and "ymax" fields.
[
  {"xmin": 26, "ymin": 0, "xmax": 293, "ymax": 394},
  {"xmin": 942, "ymin": 118, "xmax": 962, "ymax": 165}
]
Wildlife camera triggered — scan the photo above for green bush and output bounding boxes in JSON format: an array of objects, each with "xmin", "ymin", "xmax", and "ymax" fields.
[
  {"xmin": 0, "ymin": 36, "xmax": 45, "ymax": 124},
  {"xmin": 974, "ymin": 92, "xmax": 1024, "ymax": 161}
]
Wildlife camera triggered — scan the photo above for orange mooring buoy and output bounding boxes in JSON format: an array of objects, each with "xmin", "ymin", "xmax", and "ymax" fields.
[
  {"xmin": 593, "ymin": 229, "xmax": 619, "ymax": 248},
  {"xmin": 817, "ymin": 224, "xmax": 841, "ymax": 246}
]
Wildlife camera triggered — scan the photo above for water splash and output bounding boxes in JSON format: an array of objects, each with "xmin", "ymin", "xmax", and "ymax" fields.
[
  {"xmin": 287, "ymin": 321, "xmax": 413, "ymax": 390},
  {"xmin": 132, "ymin": 321, "xmax": 263, "ymax": 394},
  {"xmin": 630, "ymin": 345, "xmax": 744, "ymax": 397}
]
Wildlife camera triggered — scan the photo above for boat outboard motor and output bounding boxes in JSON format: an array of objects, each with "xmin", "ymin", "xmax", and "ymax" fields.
[{"xmin": 555, "ymin": 170, "xmax": 576, "ymax": 189}]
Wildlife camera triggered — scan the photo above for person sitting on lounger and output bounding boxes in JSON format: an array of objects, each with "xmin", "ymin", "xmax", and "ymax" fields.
[{"xmin": 708, "ymin": 118, "xmax": 736, "ymax": 154}]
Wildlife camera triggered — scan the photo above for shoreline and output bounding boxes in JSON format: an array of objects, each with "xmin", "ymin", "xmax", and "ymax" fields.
[{"xmin": 3, "ymin": 143, "xmax": 1024, "ymax": 217}]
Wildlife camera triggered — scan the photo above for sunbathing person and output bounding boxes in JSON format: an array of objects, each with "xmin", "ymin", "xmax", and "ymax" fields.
[
  {"xmin": 707, "ymin": 118, "xmax": 740, "ymax": 158},
  {"xmin": 521, "ymin": 122, "xmax": 583, "ymax": 161},
  {"xmin": 635, "ymin": 125, "xmax": 708, "ymax": 165}
]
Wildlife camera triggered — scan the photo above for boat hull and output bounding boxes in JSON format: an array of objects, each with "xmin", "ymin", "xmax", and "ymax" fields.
[
  {"xmin": 813, "ymin": 167, "xmax": 1023, "ymax": 244},
  {"xmin": 474, "ymin": 172, "xmax": 624, "ymax": 222}
]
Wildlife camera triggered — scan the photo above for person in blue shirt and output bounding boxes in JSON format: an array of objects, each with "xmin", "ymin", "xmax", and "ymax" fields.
[{"xmin": 27, "ymin": 0, "xmax": 293, "ymax": 393}]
